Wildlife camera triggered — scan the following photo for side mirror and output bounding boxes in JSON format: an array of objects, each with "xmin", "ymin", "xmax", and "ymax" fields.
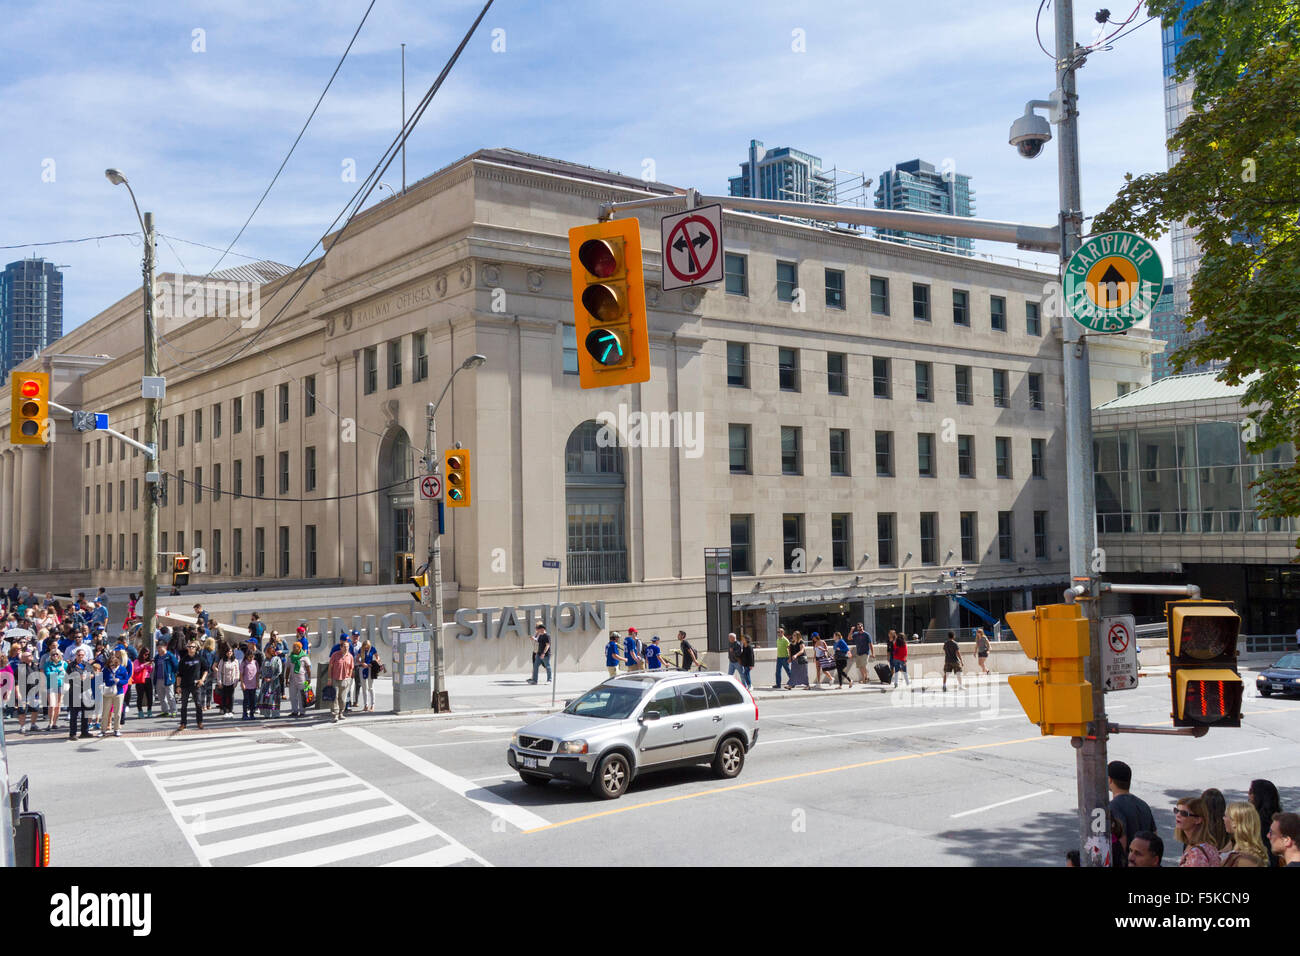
[{"xmin": 640, "ymin": 709, "xmax": 662, "ymax": 722}]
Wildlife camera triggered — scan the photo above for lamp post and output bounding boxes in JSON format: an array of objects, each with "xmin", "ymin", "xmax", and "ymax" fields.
[
  {"xmin": 105, "ymin": 169, "xmax": 160, "ymax": 645},
  {"xmin": 425, "ymin": 353, "xmax": 486, "ymax": 711}
]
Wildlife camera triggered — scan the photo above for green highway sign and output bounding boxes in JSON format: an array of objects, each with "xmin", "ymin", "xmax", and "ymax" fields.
[{"xmin": 1064, "ymin": 231, "xmax": 1164, "ymax": 333}]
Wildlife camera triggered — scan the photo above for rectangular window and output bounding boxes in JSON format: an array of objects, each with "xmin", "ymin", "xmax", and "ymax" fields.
[
  {"xmin": 778, "ymin": 347, "xmax": 799, "ymax": 391},
  {"xmin": 305, "ymin": 525, "xmax": 317, "ymax": 578},
  {"xmin": 915, "ymin": 361, "xmax": 933, "ymax": 402},
  {"xmin": 177, "ymin": 414, "xmax": 185, "ymax": 447},
  {"xmin": 306, "ymin": 446, "xmax": 317, "ymax": 492},
  {"xmin": 827, "ymin": 352, "xmax": 847, "ymax": 395},
  {"xmin": 233, "ymin": 397, "xmax": 243, "ymax": 434},
  {"xmin": 85, "ymin": 487, "xmax": 90, "ymax": 515},
  {"xmin": 873, "ymin": 357, "xmax": 891, "ymax": 398},
  {"xmin": 86, "ymin": 445, "xmax": 91, "ymax": 469},
  {"xmin": 993, "ymin": 369, "xmax": 1010, "ymax": 408},
  {"xmin": 388, "ymin": 339, "xmax": 402, "ymax": 389},
  {"xmin": 727, "ymin": 343, "xmax": 748, "ymax": 388},
  {"xmin": 119, "ymin": 480, "xmax": 125, "ymax": 512},
  {"xmin": 132, "ymin": 427, "xmax": 139, "ymax": 457},
  {"xmin": 724, "ymin": 253, "xmax": 748, "ymax": 296},
  {"xmin": 214, "ymin": 463, "xmax": 222, "ymax": 502},
  {"xmin": 255, "ymin": 456, "xmax": 265, "ymax": 497},
  {"xmin": 996, "ymin": 437, "xmax": 1012, "ymax": 478},
  {"xmin": 875, "ymin": 430, "xmax": 893, "ymax": 477},
  {"xmin": 955, "ymin": 365, "xmax": 973, "ymax": 405},
  {"xmin": 364, "ymin": 347, "xmax": 378, "ymax": 395},
  {"xmin": 870, "ymin": 276, "xmax": 889, "ymax": 315},
  {"xmin": 730, "ymin": 515, "xmax": 753, "ymax": 575},
  {"xmin": 825, "ymin": 268, "xmax": 845, "ymax": 309},
  {"xmin": 107, "ymin": 438, "xmax": 112, "ymax": 463},
  {"xmin": 255, "ymin": 527, "xmax": 265, "ymax": 576},
  {"xmin": 781, "ymin": 426, "xmax": 802, "ymax": 476},
  {"xmin": 279, "ymin": 526, "xmax": 290, "ymax": 578},
  {"xmin": 160, "ymin": 421, "xmax": 168, "ymax": 451},
  {"xmin": 213, "ymin": 403, "xmax": 222, "ymax": 438},
  {"xmin": 177, "ymin": 470, "xmax": 185, "ymax": 506},
  {"xmin": 1028, "ymin": 372, "xmax": 1044, "ymax": 410},
  {"xmin": 960, "ymin": 512, "xmax": 977, "ymax": 563},
  {"xmin": 278, "ymin": 383, "xmax": 289, "ymax": 423},
  {"xmin": 1026, "ymin": 301, "xmax": 1042, "ymax": 336},
  {"xmin": 413, "ymin": 336, "xmax": 428, "ymax": 383},
  {"xmin": 194, "ymin": 467, "xmax": 202, "ymax": 504},
  {"xmin": 193, "ymin": 532, "xmax": 200, "ymax": 565},
  {"xmin": 998, "ymin": 511, "xmax": 1014, "ymax": 560},
  {"xmin": 234, "ymin": 460, "xmax": 243, "ymax": 498},
  {"xmin": 877, "ymin": 513, "xmax": 896, "ymax": 567},
  {"xmin": 562, "ymin": 326, "xmax": 578, "ymax": 375},
  {"xmin": 776, "ymin": 261, "xmax": 798, "ymax": 302},
  {"xmin": 1031, "ymin": 438, "xmax": 1045, "ymax": 478},
  {"xmin": 96, "ymin": 439, "xmax": 102, "ymax": 465},
  {"xmin": 278, "ymin": 451, "xmax": 289, "ymax": 494},
  {"xmin": 920, "ymin": 512, "xmax": 938, "ymax": 565},
  {"xmin": 829, "ymin": 428, "xmax": 850, "ymax": 476},
  {"xmin": 728, "ymin": 424, "xmax": 751, "ymax": 474},
  {"xmin": 132, "ymin": 533, "xmax": 139, "ymax": 571},
  {"xmin": 832, "ymin": 513, "xmax": 852, "ymax": 570},
  {"xmin": 958, "ymin": 435, "xmax": 975, "ymax": 477},
  {"xmin": 95, "ymin": 535, "xmax": 101, "ymax": 569},
  {"xmin": 953, "ymin": 289, "xmax": 970, "ymax": 326},
  {"xmin": 1034, "ymin": 511, "xmax": 1048, "ymax": 559},
  {"xmin": 254, "ymin": 391, "xmax": 266, "ymax": 428},
  {"xmin": 234, "ymin": 528, "xmax": 243, "ymax": 576},
  {"xmin": 917, "ymin": 433, "xmax": 935, "ymax": 477},
  {"xmin": 177, "ymin": 531, "xmax": 184, "ymax": 559},
  {"xmin": 160, "ymin": 532, "xmax": 167, "ymax": 558},
  {"xmin": 991, "ymin": 295, "xmax": 1007, "ymax": 332},
  {"xmin": 84, "ymin": 536, "xmax": 89, "ymax": 568},
  {"xmin": 213, "ymin": 529, "xmax": 222, "ymax": 575},
  {"xmin": 913, "ymin": 283, "xmax": 930, "ymax": 321},
  {"xmin": 194, "ymin": 409, "xmax": 203, "ymax": 443},
  {"xmin": 132, "ymin": 478, "xmax": 139, "ymax": 510},
  {"xmin": 782, "ymin": 514, "xmax": 805, "ymax": 572},
  {"xmin": 106, "ymin": 482, "xmax": 112, "ymax": 513}
]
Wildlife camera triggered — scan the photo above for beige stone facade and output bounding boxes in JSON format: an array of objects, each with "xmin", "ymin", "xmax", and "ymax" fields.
[{"xmin": 0, "ymin": 148, "xmax": 1163, "ymax": 659}]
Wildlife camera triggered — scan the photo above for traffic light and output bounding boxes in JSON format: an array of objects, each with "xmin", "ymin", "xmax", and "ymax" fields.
[
  {"xmin": 1006, "ymin": 603, "xmax": 1094, "ymax": 737},
  {"xmin": 568, "ymin": 218, "xmax": 649, "ymax": 389},
  {"xmin": 172, "ymin": 555, "xmax": 190, "ymax": 587},
  {"xmin": 9, "ymin": 371, "xmax": 50, "ymax": 446},
  {"xmin": 444, "ymin": 449, "xmax": 471, "ymax": 507},
  {"xmin": 1166, "ymin": 600, "xmax": 1242, "ymax": 728},
  {"xmin": 408, "ymin": 572, "xmax": 428, "ymax": 603}
]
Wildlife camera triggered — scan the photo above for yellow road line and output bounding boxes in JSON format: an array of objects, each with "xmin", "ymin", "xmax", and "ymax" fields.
[{"xmin": 522, "ymin": 734, "xmax": 1047, "ymax": 835}]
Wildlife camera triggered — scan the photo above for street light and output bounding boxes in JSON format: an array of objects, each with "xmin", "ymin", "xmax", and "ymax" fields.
[
  {"xmin": 425, "ymin": 352, "xmax": 487, "ymax": 711},
  {"xmin": 106, "ymin": 168, "xmax": 160, "ymax": 646}
]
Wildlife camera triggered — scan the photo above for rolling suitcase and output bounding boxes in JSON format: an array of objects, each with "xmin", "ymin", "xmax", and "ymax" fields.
[{"xmin": 874, "ymin": 662, "xmax": 893, "ymax": 684}]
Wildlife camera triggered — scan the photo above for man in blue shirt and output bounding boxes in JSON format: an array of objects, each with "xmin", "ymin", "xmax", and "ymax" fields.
[
  {"xmin": 605, "ymin": 632, "xmax": 624, "ymax": 678},
  {"xmin": 90, "ymin": 600, "xmax": 110, "ymax": 629},
  {"xmin": 644, "ymin": 635, "xmax": 665, "ymax": 671},
  {"xmin": 623, "ymin": 628, "xmax": 643, "ymax": 672}
]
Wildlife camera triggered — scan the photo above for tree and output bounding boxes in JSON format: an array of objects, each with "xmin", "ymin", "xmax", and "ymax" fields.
[{"xmin": 1092, "ymin": 0, "xmax": 1300, "ymax": 553}]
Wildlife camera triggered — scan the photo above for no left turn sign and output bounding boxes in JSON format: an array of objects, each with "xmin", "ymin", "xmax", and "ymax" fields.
[{"xmin": 661, "ymin": 204, "xmax": 724, "ymax": 291}]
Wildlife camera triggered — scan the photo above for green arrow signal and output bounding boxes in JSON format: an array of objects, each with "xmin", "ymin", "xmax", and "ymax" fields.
[{"xmin": 585, "ymin": 329, "xmax": 625, "ymax": 366}]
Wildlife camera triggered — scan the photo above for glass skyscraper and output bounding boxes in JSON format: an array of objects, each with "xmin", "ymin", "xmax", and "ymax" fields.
[
  {"xmin": 873, "ymin": 159, "xmax": 975, "ymax": 256},
  {"xmin": 0, "ymin": 258, "xmax": 64, "ymax": 377},
  {"xmin": 729, "ymin": 140, "xmax": 836, "ymax": 207}
]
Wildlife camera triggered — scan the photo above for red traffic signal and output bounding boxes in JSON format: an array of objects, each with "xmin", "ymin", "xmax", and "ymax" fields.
[{"xmin": 1166, "ymin": 600, "xmax": 1243, "ymax": 728}]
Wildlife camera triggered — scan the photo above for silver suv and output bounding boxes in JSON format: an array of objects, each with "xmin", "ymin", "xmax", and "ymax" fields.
[{"xmin": 507, "ymin": 671, "xmax": 759, "ymax": 799}]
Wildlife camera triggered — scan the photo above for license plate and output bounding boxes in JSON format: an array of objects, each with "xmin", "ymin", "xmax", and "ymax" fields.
[
  {"xmin": 1274, "ymin": 684, "xmax": 1287, "ymax": 692},
  {"xmin": 522, "ymin": 756, "xmax": 539, "ymax": 770}
]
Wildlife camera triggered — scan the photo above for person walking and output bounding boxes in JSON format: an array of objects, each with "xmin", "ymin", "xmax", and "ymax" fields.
[
  {"xmin": 890, "ymin": 631, "xmax": 910, "ymax": 687},
  {"xmin": 773, "ymin": 628, "xmax": 791, "ymax": 689},
  {"xmin": 1107, "ymin": 761, "xmax": 1157, "ymax": 854},
  {"xmin": 1173, "ymin": 796, "xmax": 1221, "ymax": 867},
  {"xmin": 42, "ymin": 647, "xmax": 66, "ymax": 732},
  {"xmin": 739, "ymin": 634, "xmax": 755, "ymax": 689},
  {"xmin": 528, "ymin": 623, "xmax": 552, "ymax": 684},
  {"xmin": 725, "ymin": 632, "xmax": 741, "ymax": 679},
  {"xmin": 215, "ymin": 643, "xmax": 239, "ymax": 717},
  {"xmin": 1221, "ymin": 802, "xmax": 1268, "ymax": 867},
  {"xmin": 624, "ymin": 629, "xmax": 643, "ymax": 673},
  {"xmin": 787, "ymin": 631, "xmax": 809, "ymax": 690},
  {"xmin": 852, "ymin": 625, "xmax": 874, "ymax": 684},
  {"xmin": 132, "ymin": 645, "xmax": 155, "ymax": 718},
  {"xmin": 604, "ymin": 632, "xmax": 624, "ymax": 678},
  {"xmin": 832, "ymin": 631, "xmax": 853, "ymax": 688},
  {"xmin": 355, "ymin": 639, "xmax": 377, "ymax": 712},
  {"xmin": 644, "ymin": 635, "xmax": 666, "ymax": 671},
  {"xmin": 287, "ymin": 641, "xmax": 312, "ymax": 718},
  {"xmin": 98, "ymin": 649, "xmax": 130, "ymax": 737},
  {"xmin": 813, "ymin": 635, "xmax": 836, "ymax": 688},
  {"xmin": 974, "ymin": 628, "xmax": 991, "ymax": 675},
  {"xmin": 240, "ymin": 647, "xmax": 261, "ymax": 720},
  {"xmin": 676, "ymin": 630, "xmax": 701, "ymax": 672},
  {"xmin": 176, "ymin": 641, "xmax": 210, "ymax": 731},
  {"xmin": 259, "ymin": 643, "xmax": 283, "ymax": 719},
  {"xmin": 941, "ymin": 631, "xmax": 964, "ymax": 691},
  {"xmin": 1248, "ymin": 779, "xmax": 1283, "ymax": 867},
  {"xmin": 328, "ymin": 640, "xmax": 354, "ymax": 723}
]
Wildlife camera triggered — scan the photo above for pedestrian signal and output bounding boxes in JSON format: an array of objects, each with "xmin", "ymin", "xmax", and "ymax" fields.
[
  {"xmin": 1166, "ymin": 600, "xmax": 1242, "ymax": 728},
  {"xmin": 1006, "ymin": 603, "xmax": 1093, "ymax": 737}
]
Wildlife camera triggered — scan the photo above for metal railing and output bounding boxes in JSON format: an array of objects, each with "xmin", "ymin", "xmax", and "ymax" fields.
[
  {"xmin": 566, "ymin": 550, "xmax": 628, "ymax": 586},
  {"xmin": 1245, "ymin": 634, "xmax": 1297, "ymax": 655},
  {"xmin": 921, "ymin": 626, "xmax": 1004, "ymax": 644}
]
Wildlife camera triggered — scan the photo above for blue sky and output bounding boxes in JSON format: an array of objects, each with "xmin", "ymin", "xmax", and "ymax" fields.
[{"xmin": 0, "ymin": 0, "xmax": 1171, "ymax": 330}]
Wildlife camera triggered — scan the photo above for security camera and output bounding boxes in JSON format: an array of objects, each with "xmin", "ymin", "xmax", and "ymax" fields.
[{"xmin": 1009, "ymin": 110, "xmax": 1053, "ymax": 159}]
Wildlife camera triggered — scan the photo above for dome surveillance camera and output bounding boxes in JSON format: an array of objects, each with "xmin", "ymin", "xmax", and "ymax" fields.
[{"xmin": 1009, "ymin": 111, "xmax": 1053, "ymax": 159}]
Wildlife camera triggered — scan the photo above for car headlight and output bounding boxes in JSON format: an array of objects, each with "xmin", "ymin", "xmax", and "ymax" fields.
[
  {"xmin": 510, "ymin": 734, "xmax": 519, "ymax": 747},
  {"xmin": 558, "ymin": 740, "xmax": 588, "ymax": 754}
]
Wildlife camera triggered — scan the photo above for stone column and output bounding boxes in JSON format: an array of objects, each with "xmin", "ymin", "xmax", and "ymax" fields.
[{"xmin": 0, "ymin": 451, "xmax": 12, "ymax": 569}]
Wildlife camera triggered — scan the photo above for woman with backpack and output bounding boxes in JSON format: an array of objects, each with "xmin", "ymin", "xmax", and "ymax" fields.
[{"xmin": 356, "ymin": 639, "xmax": 379, "ymax": 712}]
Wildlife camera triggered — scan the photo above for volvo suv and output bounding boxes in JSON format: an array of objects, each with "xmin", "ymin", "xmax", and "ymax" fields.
[{"xmin": 506, "ymin": 671, "xmax": 759, "ymax": 799}]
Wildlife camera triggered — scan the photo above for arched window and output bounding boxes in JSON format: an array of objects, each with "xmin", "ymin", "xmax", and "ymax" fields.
[
  {"xmin": 565, "ymin": 421, "xmax": 627, "ymax": 585},
  {"xmin": 378, "ymin": 427, "xmax": 415, "ymax": 584}
]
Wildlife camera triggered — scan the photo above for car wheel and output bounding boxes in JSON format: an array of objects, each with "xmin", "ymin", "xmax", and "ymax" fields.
[
  {"xmin": 712, "ymin": 736, "xmax": 746, "ymax": 779},
  {"xmin": 519, "ymin": 772, "xmax": 550, "ymax": 787},
  {"xmin": 1260, "ymin": 687, "xmax": 1272, "ymax": 697},
  {"xmin": 591, "ymin": 752, "xmax": 630, "ymax": 799}
]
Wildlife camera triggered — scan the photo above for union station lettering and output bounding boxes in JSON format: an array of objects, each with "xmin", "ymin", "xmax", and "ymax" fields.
[{"xmin": 452, "ymin": 601, "xmax": 606, "ymax": 640}]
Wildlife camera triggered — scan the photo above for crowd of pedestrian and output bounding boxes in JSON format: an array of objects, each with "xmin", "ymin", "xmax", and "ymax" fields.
[
  {"xmin": 1, "ymin": 584, "xmax": 385, "ymax": 736},
  {"xmin": 1097, "ymin": 760, "xmax": 1299, "ymax": 868}
]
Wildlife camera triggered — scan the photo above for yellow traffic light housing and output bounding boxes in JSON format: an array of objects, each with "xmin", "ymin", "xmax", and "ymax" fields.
[
  {"xmin": 9, "ymin": 372, "xmax": 50, "ymax": 446},
  {"xmin": 172, "ymin": 555, "xmax": 191, "ymax": 587},
  {"xmin": 1006, "ymin": 603, "xmax": 1094, "ymax": 737},
  {"xmin": 1166, "ymin": 600, "xmax": 1242, "ymax": 728},
  {"xmin": 445, "ymin": 449, "xmax": 471, "ymax": 507},
  {"xmin": 408, "ymin": 572, "xmax": 428, "ymax": 603},
  {"xmin": 568, "ymin": 218, "xmax": 649, "ymax": 389}
]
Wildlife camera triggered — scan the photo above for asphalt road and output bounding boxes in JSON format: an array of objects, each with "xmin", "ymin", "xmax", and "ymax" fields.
[{"xmin": 8, "ymin": 675, "xmax": 1299, "ymax": 867}]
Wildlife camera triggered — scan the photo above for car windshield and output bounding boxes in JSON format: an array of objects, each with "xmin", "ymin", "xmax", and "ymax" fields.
[
  {"xmin": 563, "ymin": 684, "xmax": 646, "ymax": 719},
  {"xmin": 1274, "ymin": 654, "xmax": 1300, "ymax": 670}
]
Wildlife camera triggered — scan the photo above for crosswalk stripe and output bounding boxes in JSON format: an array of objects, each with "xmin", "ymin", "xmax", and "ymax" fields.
[
  {"xmin": 149, "ymin": 745, "xmax": 303, "ymax": 772},
  {"xmin": 176, "ymin": 779, "xmax": 366, "ymax": 817},
  {"xmin": 135, "ymin": 737, "xmax": 270, "ymax": 759},
  {"xmin": 248, "ymin": 823, "xmax": 442, "ymax": 867},
  {"xmin": 203, "ymin": 805, "xmax": 409, "ymax": 859},
  {"xmin": 168, "ymin": 765, "xmax": 345, "ymax": 802},
  {"xmin": 191, "ymin": 792, "xmax": 389, "ymax": 835},
  {"xmin": 383, "ymin": 844, "xmax": 480, "ymax": 867},
  {"xmin": 159, "ymin": 755, "xmax": 328, "ymax": 788}
]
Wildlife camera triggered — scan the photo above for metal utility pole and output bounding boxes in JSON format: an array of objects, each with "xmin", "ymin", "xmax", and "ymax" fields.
[{"xmin": 141, "ymin": 210, "xmax": 160, "ymax": 644}]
